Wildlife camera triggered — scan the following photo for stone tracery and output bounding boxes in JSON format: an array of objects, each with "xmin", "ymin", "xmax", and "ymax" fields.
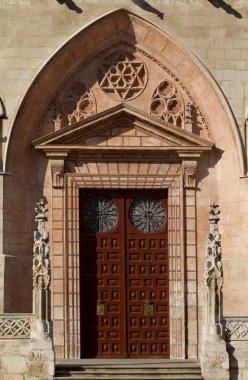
[
  {"xmin": 54, "ymin": 82, "xmax": 96, "ymax": 130},
  {"xmin": 99, "ymin": 53, "xmax": 147, "ymax": 101},
  {"xmin": 37, "ymin": 42, "xmax": 210, "ymax": 142},
  {"xmin": 150, "ymin": 80, "xmax": 184, "ymax": 128}
]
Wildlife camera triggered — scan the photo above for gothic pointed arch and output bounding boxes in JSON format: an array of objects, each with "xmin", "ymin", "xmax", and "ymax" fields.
[
  {"xmin": 2, "ymin": 9, "xmax": 244, "ymax": 361},
  {"xmin": 5, "ymin": 8, "xmax": 243, "ymax": 173}
]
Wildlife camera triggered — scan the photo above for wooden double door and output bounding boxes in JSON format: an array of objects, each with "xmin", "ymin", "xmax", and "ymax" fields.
[{"xmin": 79, "ymin": 190, "xmax": 169, "ymax": 358}]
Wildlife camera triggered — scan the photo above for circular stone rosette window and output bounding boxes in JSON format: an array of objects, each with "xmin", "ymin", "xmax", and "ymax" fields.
[
  {"xmin": 81, "ymin": 196, "xmax": 118, "ymax": 233},
  {"xmin": 99, "ymin": 53, "xmax": 148, "ymax": 101},
  {"xmin": 129, "ymin": 197, "xmax": 166, "ymax": 233}
]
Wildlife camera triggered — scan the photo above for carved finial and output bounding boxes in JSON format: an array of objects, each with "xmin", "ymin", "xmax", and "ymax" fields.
[{"xmin": 33, "ymin": 198, "xmax": 50, "ymax": 290}]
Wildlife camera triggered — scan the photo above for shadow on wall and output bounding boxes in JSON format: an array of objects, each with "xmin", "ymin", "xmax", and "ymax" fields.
[
  {"xmin": 130, "ymin": 0, "xmax": 164, "ymax": 20},
  {"xmin": 227, "ymin": 344, "xmax": 239, "ymax": 380},
  {"xmin": 207, "ymin": 0, "xmax": 242, "ymax": 18},
  {"xmin": 196, "ymin": 147, "xmax": 224, "ymax": 190},
  {"xmin": 55, "ymin": 0, "xmax": 83, "ymax": 14}
]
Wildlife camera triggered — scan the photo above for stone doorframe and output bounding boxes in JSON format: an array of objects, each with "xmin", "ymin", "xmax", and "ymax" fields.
[
  {"xmin": 33, "ymin": 105, "xmax": 213, "ymax": 359},
  {"xmin": 49, "ymin": 159, "xmax": 200, "ymax": 359}
]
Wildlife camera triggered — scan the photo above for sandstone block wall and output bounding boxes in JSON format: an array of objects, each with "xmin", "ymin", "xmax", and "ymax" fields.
[{"xmin": 0, "ymin": 1, "xmax": 247, "ymax": 376}]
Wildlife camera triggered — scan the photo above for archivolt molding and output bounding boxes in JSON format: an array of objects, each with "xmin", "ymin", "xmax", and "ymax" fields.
[{"xmin": 6, "ymin": 10, "xmax": 244, "ymax": 175}]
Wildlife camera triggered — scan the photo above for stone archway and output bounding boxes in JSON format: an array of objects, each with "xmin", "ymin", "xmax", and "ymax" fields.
[{"xmin": 3, "ymin": 9, "xmax": 243, "ymax": 362}]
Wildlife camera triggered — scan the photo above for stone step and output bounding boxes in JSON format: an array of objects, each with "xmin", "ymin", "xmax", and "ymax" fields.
[{"xmin": 54, "ymin": 359, "xmax": 203, "ymax": 380}]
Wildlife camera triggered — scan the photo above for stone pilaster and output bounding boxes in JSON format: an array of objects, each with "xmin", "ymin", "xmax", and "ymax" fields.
[{"xmin": 182, "ymin": 160, "xmax": 198, "ymax": 358}]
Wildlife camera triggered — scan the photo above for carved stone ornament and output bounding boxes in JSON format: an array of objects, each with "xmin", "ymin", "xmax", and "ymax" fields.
[
  {"xmin": 54, "ymin": 82, "xmax": 96, "ymax": 130},
  {"xmin": 99, "ymin": 53, "xmax": 147, "ymax": 101},
  {"xmin": 204, "ymin": 204, "xmax": 223, "ymax": 296},
  {"xmin": 50, "ymin": 159, "xmax": 64, "ymax": 189},
  {"xmin": 33, "ymin": 198, "xmax": 51, "ymax": 290},
  {"xmin": 150, "ymin": 80, "xmax": 184, "ymax": 128},
  {"xmin": 0, "ymin": 318, "xmax": 31, "ymax": 338},
  {"xmin": 201, "ymin": 204, "xmax": 229, "ymax": 380},
  {"xmin": 183, "ymin": 160, "xmax": 197, "ymax": 189},
  {"xmin": 224, "ymin": 318, "xmax": 248, "ymax": 341}
]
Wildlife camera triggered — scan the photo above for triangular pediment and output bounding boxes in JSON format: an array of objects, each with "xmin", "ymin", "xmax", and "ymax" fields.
[{"xmin": 33, "ymin": 104, "xmax": 214, "ymax": 157}]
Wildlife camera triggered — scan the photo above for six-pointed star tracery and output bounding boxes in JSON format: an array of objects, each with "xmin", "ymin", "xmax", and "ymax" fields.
[{"xmin": 99, "ymin": 54, "xmax": 147, "ymax": 101}]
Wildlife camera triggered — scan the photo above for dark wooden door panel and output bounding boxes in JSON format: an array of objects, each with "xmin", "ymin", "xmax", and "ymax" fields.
[
  {"xmin": 79, "ymin": 190, "xmax": 169, "ymax": 358},
  {"xmin": 79, "ymin": 191, "xmax": 125, "ymax": 358},
  {"xmin": 126, "ymin": 192, "xmax": 169, "ymax": 357}
]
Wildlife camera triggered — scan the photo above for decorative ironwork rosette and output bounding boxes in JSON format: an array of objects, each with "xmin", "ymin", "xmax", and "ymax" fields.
[
  {"xmin": 129, "ymin": 197, "xmax": 166, "ymax": 233},
  {"xmin": 81, "ymin": 196, "xmax": 118, "ymax": 233}
]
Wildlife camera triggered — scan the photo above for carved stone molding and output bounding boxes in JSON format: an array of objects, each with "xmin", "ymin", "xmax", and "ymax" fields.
[
  {"xmin": 182, "ymin": 160, "xmax": 197, "ymax": 189},
  {"xmin": 50, "ymin": 159, "xmax": 64, "ymax": 189},
  {"xmin": 223, "ymin": 318, "xmax": 248, "ymax": 341},
  {"xmin": 0, "ymin": 316, "xmax": 31, "ymax": 338}
]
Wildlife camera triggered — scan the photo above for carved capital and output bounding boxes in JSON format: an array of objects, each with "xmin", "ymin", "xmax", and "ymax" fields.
[
  {"xmin": 183, "ymin": 160, "xmax": 197, "ymax": 189},
  {"xmin": 50, "ymin": 159, "xmax": 64, "ymax": 189}
]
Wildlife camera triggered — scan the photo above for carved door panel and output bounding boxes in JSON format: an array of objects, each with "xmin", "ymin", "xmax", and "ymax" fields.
[
  {"xmin": 126, "ymin": 192, "xmax": 170, "ymax": 357},
  {"xmin": 79, "ymin": 191, "xmax": 125, "ymax": 358},
  {"xmin": 79, "ymin": 190, "xmax": 169, "ymax": 358}
]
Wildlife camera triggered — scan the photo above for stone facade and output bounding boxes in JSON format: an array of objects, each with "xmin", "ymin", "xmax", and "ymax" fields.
[{"xmin": 0, "ymin": 1, "xmax": 247, "ymax": 379}]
